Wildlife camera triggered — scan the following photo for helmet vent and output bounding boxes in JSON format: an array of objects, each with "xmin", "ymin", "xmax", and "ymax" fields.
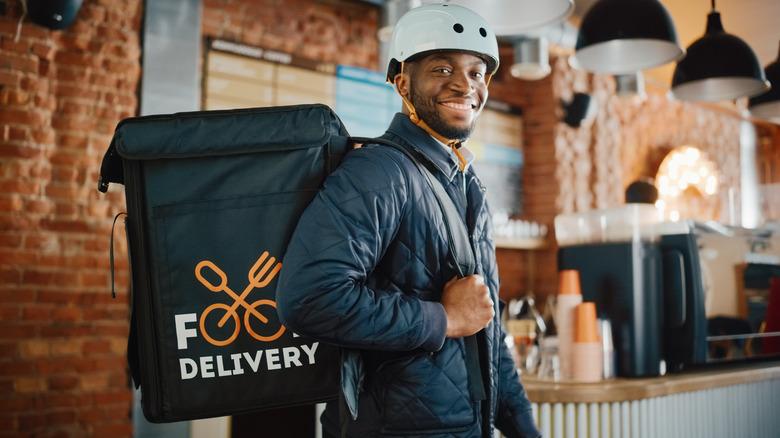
[
  {"xmin": 479, "ymin": 28, "xmax": 487, "ymax": 38},
  {"xmin": 453, "ymin": 23, "xmax": 464, "ymax": 33}
]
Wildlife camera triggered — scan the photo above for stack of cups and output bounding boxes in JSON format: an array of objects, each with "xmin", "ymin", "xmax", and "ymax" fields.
[
  {"xmin": 572, "ymin": 302, "xmax": 603, "ymax": 382},
  {"xmin": 556, "ymin": 270, "xmax": 582, "ymax": 380}
]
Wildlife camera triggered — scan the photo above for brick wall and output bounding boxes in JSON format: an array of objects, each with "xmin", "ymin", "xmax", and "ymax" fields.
[
  {"xmin": 202, "ymin": 0, "xmax": 379, "ymax": 70},
  {"xmin": 0, "ymin": 1, "xmax": 142, "ymax": 437}
]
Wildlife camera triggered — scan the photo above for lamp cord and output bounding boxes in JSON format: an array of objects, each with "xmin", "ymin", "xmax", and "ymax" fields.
[{"xmin": 14, "ymin": 0, "xmax": 27, "ymax": 42}]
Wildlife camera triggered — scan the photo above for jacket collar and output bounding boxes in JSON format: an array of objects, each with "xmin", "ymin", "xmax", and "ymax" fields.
[{"xmin": 383, "ymin": 113, "xmax": 460, "ymax": 183}]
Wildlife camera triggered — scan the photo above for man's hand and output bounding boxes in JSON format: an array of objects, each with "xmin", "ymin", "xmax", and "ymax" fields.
[{"xmin": 441, "ymin": 275, "xmax": 495, "ymax": 338}]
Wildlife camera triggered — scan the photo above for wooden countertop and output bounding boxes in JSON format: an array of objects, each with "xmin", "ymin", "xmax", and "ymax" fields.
[{"xmin": 521, "ymin": 360, "xmax": 780, "ymax": 404}]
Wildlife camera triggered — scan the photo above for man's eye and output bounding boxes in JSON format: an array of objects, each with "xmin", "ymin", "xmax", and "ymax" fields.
[{"xmin": 434, "ymin": 68, "xmax": 451, "ymax": 74}]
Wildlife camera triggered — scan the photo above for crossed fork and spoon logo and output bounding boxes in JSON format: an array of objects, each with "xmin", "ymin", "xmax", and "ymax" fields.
[{"xmin": 195, "ymin": 251, "xmax": 285, "ymax": 346}]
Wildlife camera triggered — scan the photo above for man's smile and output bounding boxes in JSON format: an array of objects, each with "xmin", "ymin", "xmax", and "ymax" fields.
[{"xmin": 440, "ymin": 100, "xmax": 477, "ymax": 112}]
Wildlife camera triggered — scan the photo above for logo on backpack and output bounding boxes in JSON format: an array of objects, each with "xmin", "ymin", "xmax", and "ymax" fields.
[
  {"xmin": 173, "ymin": 251, "xmax": 322, "ymax": 381},
  {"xmin": 194, "ymin": 252, "xmax": 285, "ymax": 345}
]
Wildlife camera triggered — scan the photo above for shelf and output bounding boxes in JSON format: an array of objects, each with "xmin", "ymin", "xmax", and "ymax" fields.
[{"xmin": 495, "ymin": 237, "xmax": 547, "ymax": 250}]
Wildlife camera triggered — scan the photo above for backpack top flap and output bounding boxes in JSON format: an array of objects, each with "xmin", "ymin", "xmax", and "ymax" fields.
[{"xmin": 97, "ymin": 104, "xmax": 348, "ymax": 193}]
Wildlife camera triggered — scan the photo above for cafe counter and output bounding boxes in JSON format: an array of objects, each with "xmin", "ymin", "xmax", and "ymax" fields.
[{"xmin": 520, "ymin": 360, "xmax": 780, "ymax": 438}]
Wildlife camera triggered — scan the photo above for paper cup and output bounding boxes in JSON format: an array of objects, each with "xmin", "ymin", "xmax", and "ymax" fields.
[
  {"xmin": 574, "ymin": 302, "xmax": 600, "ymax": 343},
  {"xmin": 572, "ymin": 342, "xmax": 603, "ymax": 382},
  {"xmin": 558, "ymin": 269, "xmax": 582, "ymax": 296}
]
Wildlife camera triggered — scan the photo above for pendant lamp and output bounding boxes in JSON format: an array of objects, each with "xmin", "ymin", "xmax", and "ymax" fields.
[
  {"xmin": 570, "ymin": 0, "xmax": 684, "ymax": 74},
  {"xmin": 749, "ymin": 41, "xmax": 780, "ymax": 124},
  {"xmin": 446, "ymin": 0, "xmax": 574, "ymax": 35},
  {"xmin": 671, "ymin": 1, "xmax": 769, "ymax": 103},
  {"xmin": 510, "ymin": 36, "xmax": 551, "ymax": 81},
  {"xmin": 615, "ymin": 72, "xmax": 647, "ymax": 103}
]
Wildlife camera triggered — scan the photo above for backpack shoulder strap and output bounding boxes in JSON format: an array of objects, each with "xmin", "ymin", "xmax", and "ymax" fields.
[{"xmin": 351, "ymin": 136, "xmax": 475, "ymax": 278}]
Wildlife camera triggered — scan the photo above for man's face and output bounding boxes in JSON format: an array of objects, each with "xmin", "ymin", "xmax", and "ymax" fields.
[{"xmin": 399, "ymin": 52, "xmax": 489, "ymax": 141}]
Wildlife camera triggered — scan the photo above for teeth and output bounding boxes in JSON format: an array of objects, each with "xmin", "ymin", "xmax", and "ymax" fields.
[{"xmin": 442, "ymin": 102, "xmax": 473, "ymax": 110}]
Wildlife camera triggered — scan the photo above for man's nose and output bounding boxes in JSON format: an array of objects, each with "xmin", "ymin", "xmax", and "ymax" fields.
[{"xmin": 450, "ymin": 70, "xmax": 473, "ymax": 93}]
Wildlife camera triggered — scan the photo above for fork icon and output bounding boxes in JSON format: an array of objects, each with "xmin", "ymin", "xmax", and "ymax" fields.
[{"xmin": 195, "ymin": 251, "xmax": 285, "ymax": 346}]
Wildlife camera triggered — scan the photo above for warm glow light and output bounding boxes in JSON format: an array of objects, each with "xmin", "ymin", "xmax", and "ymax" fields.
[{"xmin": 655, "ymin": 145, "xmax": 720, "ymax": 222}]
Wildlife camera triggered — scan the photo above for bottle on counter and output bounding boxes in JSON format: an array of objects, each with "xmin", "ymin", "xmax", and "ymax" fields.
[
  {"xmin": 537, "ymin": 294, "xmax": 560, "ymax": 380},
  {"xmin": 506, "ymin": 294, "xmax": 546, "ymax": 374}
]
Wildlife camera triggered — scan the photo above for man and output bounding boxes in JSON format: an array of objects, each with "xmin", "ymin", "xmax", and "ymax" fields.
[{"xmin": 277, "ymin": 4, "xmax": 541, "ymax": 438}]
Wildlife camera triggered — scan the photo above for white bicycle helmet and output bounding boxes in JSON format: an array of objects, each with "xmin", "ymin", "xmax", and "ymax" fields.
[{"xmin": 386, "ymin": 3, "xmax": 500, "ymax": 83}]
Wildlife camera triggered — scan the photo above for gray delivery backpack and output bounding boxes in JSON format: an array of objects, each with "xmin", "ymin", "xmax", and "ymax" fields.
[{"xmin": 97, "ymin": 103, "xmax": 476, "ymax": 423}]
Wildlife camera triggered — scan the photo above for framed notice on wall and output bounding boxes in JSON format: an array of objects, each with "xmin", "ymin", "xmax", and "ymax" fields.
[{"xmin": 203, "ymin": 39, "xmax": 525, "ymax": 216}]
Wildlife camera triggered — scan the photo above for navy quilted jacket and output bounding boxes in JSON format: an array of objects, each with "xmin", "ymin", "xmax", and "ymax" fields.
[{"xmin": 277, "ymin": 113, "xmax": 540, "ymax": 438}]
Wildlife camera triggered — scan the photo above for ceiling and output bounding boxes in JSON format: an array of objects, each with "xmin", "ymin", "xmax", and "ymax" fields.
[{"xmin": 364, "ymin": 0, "xmax": 780, "ymax": 91}]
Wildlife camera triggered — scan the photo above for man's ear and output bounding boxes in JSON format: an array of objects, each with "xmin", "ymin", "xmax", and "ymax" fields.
[{"xmin": 394, "ymin": 73, "xmax": 410, "ymax": 97}]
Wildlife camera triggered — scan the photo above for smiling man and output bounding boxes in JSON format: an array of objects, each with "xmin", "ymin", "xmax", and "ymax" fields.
[{"xmin": 276, "ymin": 4, "xmax": 541, "ymax": 438}]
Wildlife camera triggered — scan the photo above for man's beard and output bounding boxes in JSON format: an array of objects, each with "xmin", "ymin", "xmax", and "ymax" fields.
[{"xmin": 408, "ymin": 84, "xmax": 479, "ymax": 142}]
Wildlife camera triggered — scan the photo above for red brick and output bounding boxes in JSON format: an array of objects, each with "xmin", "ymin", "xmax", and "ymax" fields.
[
  {"xmin": 54, "ymin": 202, "xmax": 82, "ymax": 217},
  {"xmin": 51, "ymin": 307, "xmax": 82, "ymax": 323},
  {"xmin": 82, "ymin": 340, "xmax": 111, "ymax": 356},
  {"xmin": 48, "ymin": 375, "xmax": 80, "ymax": 391},
  {"xmin": 25, "ymin": 199, "xmax": 56, "ymax": 215},
  {"xmin": 30, "ymin": 127, "xmax": 56, "ymax": 145},
  {"xmin": 43, "ymin": 184, "xmax": 91, "ymax": 204},
  {"xmin": 92, "ymin": 423, "xmax": 133, "ymax": 438},
  {"xmin": 3, "ymin": 52, "xmax": 39, "ymax": 74},
  {"xmin": 2, "ymin": 38, "xmax": 32, "ymax": 53},
  {"xmin": 0, "ymin": 269, "xmax": 23, "ymax": 291},
  {"xmin": 15, "ymin": 376, "xmax": 47, "ymax": 393},
  {"xmin": 80, "ymin": 4, "xmax": 108, "ymax": 22},
  {"xmin": 0, "ymin": 88, "xmax": 31, "ymax": 105},
  {"xmin": 0, "ymin": 179, "xmax": 41, "ymax": 196},
  {"xmin": 32, "ymin": 42, "xmax": 57, "ymax": 61},
  {"xmin": 0, "ymin": 196, "xmax": 25, "ymax": 212},
  {"xmin": 0, "ymin": 213, "xmax": 40, "ymax": 232},
  {"xmin": 56, "ymin": 64, "xmax": 93, "ymax": 83},
  {"xmin": 51, "ymin": 115, "xmax": 97, "ymax": 132},
  {"xmin": 21, "ymin": 306, "xmax": 53, "ymax": 322},
  {"xmin": 0, "ymin": 107, "xmax": 48, "ymax": 126},
  {"xmin": 0, "ymin": 390, "xmax": 34, "ymax": 411},
  {"xmin": 20, "ymin": 75, "xmax": 50, "ymax": 94},
  {"xmin": 56, "ymin": 83, "xmax": 100, "ymax": 101}
]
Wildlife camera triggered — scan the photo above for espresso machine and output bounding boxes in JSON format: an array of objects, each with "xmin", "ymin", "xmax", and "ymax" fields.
[{"xmin": 555, "ymin": 206, "xmax": 708, "ymax": 377}]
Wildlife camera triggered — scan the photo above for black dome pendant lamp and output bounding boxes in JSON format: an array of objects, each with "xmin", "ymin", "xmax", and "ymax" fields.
[
  {"xmin": 749, "ymin": 41, "xmax": 780, "ymax": 124},
  {"xmin": 570, "ymin": 0, "xmax": 685, "ymax": 74},
  {"xmin": 671, "ymin": 0, "xmax": 770, "ymax": 103}
]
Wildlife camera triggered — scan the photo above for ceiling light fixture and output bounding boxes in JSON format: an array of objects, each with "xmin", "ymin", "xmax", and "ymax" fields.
[
  {"xmin": 570, "ymin": 0, "xmax": 684, "ymax": 74},
  {"xmin": 510, "ymin": 36, "xmax": 551, "ymax": 81},
  {"xmin": 748, "ymin": 41, "xmax": 780, "ymax": 124},
  {"xmin": 614, "ymin": 71, "xmax": 647, "ymax": 103},
  {"xmin": 670, "ymin": 0, "xmax": 770, "ymax": 103}
]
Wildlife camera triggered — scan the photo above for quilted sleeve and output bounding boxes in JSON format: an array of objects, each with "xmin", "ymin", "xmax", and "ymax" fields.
[{"xmin": 276, "ymin": 147, "xmax": 447, "ymax": 352}]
